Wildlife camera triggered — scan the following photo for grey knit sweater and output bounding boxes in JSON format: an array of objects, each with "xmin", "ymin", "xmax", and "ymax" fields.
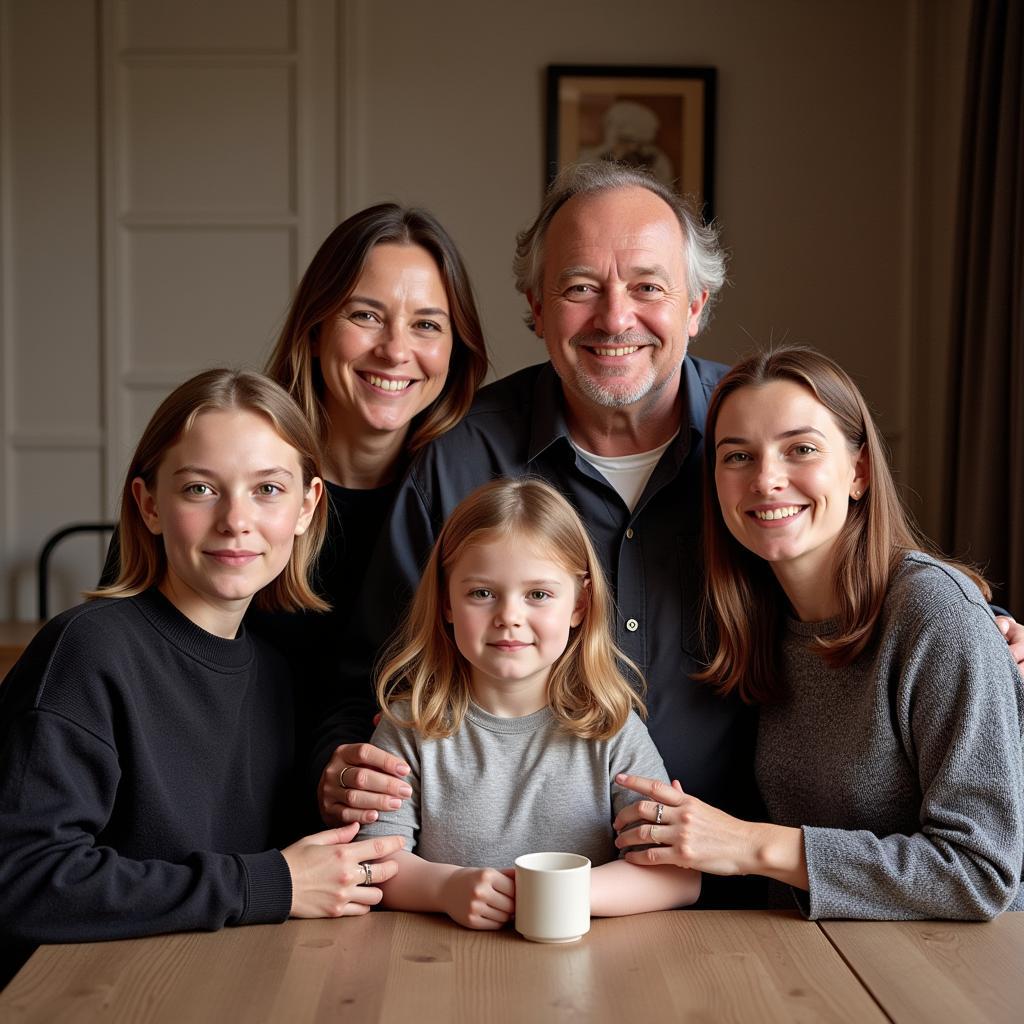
[{"xmin": 756, "ymin": 552, "xmax": 1024, "ymax": 920}]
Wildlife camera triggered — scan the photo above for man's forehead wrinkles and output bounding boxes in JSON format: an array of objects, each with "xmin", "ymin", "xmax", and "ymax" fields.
[
  {"xmin": 555, "ymin": 264, "xmax": 598, "ymax": 282},
  {"xmin": 554, "ymin": 260, "xmax": 673, "ymax": 283}
]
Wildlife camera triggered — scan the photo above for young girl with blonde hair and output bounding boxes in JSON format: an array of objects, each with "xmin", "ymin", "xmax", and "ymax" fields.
[{"xmin": 360, "ymin": 477, "xmax": 699, "ymax": 928}]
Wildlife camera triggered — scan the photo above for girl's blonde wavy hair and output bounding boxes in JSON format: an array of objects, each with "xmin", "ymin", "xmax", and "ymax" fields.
[{"xmin": 376, "ymin": 477, "xmax": 644, "ymax": 740}]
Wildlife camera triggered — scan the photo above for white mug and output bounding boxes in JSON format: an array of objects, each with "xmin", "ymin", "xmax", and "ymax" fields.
[{"xmin": 514, "ymin": 852, "xmax": 591, "ymax": 943}]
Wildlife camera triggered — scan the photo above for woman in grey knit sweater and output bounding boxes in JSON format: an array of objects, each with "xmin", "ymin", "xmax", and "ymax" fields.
[{"xmin": 613, "ymin": 346, "xmax": 1024, "ymax": 920}]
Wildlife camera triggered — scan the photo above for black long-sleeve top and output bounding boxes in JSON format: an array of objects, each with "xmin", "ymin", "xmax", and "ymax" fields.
[
  {"xmin": 0, "ymin": 588, "xmax": 294, "ymax": 956},
  {"xmin": 98, "ymin": 482, "xmax": 399, "ymax": 837}
]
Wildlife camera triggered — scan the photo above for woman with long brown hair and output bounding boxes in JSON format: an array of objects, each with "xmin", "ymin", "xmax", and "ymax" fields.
[
  {"xmin": 613, "ymin": 346, "xmax": 1023, "ymax": 920},
  {"xmin": 256, "ymin": 205, "xmax": 488, "ymax": 820},
  {"xmin": 262, "ymin": 202, "xmax": 486, "ymax": 618}
]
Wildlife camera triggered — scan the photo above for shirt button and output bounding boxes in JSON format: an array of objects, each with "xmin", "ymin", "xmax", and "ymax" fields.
[
  {"xmin": 625, "ymin": 528, "xmax": 634, "ymax": 539},
  {"xmin": 625, "ymin": 618, "xmax": 639, "ymax": 632}
]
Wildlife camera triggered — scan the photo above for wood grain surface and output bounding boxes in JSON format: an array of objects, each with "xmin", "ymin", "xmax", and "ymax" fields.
[
  {"xmin": 1, "ymin": 910, "xmax": 886, "ymax": 1024},
  {"xmin": 821, "ymin": 913, "xmax": 1024, "ymax": 1024}
]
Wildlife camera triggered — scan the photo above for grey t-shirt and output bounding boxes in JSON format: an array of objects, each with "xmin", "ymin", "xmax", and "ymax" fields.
[
  {"xmin": 757, "ymin": 552, "xmax": 1024, "ymax": 920},
  {"xmin": 362, "ymin": 703, "xmax": 669, "ymax": 868}
]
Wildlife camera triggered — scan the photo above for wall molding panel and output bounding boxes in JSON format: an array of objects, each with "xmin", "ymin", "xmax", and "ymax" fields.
[{"xmin": 0, "ymin": 0, "xmax": 337, "ymax": 620}]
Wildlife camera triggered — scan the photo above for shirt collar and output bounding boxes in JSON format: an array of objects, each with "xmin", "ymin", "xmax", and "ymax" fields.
[
  {"xmin": 527, "ymin": 363, "xmax": 573, "ymax": 462},
  {"xmin": 527, "ymin": 356, "xmax": 711, "ymax": 464}
]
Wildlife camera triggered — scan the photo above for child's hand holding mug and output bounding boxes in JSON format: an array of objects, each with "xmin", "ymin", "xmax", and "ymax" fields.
[{"xmin": 439, "ymin": 866, "xmax": 515, "ymax": 930}]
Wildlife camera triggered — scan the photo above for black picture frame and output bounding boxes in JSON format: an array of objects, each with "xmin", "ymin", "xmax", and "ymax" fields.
[{"xmin": 546, "ymin": 64, "xmax": 716, "ymax": 221}]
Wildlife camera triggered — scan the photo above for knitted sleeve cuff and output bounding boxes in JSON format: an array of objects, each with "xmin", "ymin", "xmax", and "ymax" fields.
[{"xmin": 236, "ymin": 849, "xmax": 293, "ymax": 925}]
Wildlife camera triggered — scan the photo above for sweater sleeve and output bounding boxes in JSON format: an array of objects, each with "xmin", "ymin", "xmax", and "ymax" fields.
[
  {"xmin": 0, "ymin": 707, "xmax": 293, "ymax": 944},
  {"xmin": 608, "ymin": 712, "xmax": 671, "ymax": 820},
  {"xmin": 801, "ymin": 603, "xmax": 1024, "ymax": 920}
]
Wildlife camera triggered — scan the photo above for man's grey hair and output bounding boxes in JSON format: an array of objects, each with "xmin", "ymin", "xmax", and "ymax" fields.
[{"xmin": 513, "ymin": 162, "xmax": 727, "ymax": 332}]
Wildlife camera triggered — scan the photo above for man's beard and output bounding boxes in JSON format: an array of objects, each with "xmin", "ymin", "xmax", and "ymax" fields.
[{"xmin": 569, "ymin": 330, "xmax": 678, "ymax": 408}]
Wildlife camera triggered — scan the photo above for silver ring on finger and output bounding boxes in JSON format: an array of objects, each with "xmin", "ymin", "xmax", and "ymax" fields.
[
  {"xmin": 359, "ymin": 861, "xmax": 373, "ymax": 886},
  {"xmin": 655, "ymin": 802, "xmax": 664, "ymax": 825},
  {"xmin": 339, "ymin": 765, "xmax": 357, "ymax": 789}
]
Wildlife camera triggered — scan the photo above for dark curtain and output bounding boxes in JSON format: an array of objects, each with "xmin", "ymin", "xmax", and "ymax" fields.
[{"xmin": 945, "ymin": 0, "xmax": 1024, "ymax": 611}]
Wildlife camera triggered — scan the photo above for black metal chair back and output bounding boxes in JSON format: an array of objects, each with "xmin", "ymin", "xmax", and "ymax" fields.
[{"xmin": 37, "ymin": 523, "xmax": 116, "ymax": 620}]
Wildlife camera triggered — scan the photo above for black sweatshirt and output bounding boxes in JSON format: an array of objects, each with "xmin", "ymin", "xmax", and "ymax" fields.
[{"xmin": 0, "ymin": 588, "xmax": 294, "ymax": 953}]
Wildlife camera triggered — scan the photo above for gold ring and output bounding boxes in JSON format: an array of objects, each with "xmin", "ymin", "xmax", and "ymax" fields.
[
  {"xmin": 650, "ymin": 824, "xmax": 659, "ymax": 844},
  {"xmin": 339, "ymin": 765, "xmax": 357, "ymax": 789}
]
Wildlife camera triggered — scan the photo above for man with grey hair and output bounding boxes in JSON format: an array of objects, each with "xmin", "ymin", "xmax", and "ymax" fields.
[
  {"xmin": 512, "ymin": 162, "xmax": 724, "ymax": 425},
  {"xmin": 312, "ymin": 163, "xmax": 763, "ymax": 906}
]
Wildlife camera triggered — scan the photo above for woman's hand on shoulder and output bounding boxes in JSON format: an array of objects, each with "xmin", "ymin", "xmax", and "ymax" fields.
[
  {"xmin": 282, "ymin": 823, "xmax": 404, "ymax": 918},
  {"xmin": 440, "ymin": 866, "xmax": 515, "ymax": 930},
  {"xmin": 318, "ymin": 743, "xmax": 412, "ymax": 826}
]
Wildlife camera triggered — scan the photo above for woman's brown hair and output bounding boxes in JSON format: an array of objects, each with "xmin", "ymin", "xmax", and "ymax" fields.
[
  {"xmin": 265, "ymin": 203, "xmax": 488, "ymax": 456},
  {"xmin": 89, "ymin": 369, "xmax": 328, "ymax": 614},
  {"xmin": 697, "ymin": 345, "xmax": 989, "ymax": 704},
  {"xmin": 376, "ymin": 477, "xmax": 644, "ymax": 740}
]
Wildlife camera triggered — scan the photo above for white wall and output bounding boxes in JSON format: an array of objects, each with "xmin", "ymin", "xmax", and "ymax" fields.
[
  {"xmin": 0, "ymin": 0, "xmax": 969, "ymax": 619},
  {"xmin": 1, "ymin": 0, "xmax": 106, "ymax": 619}
]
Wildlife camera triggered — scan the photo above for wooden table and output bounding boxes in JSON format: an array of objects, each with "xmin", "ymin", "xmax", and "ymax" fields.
[
  {"xmin": 5, "ymin": 911, "xmax": 1020, "ymax": 1023},
  {"xmin": 821, "ymin": 915, "xmax": 1024, "ymax": 1023},
  {"xmin": 0, "ymin": 621, "xmax": 41, "ymax": 680}
]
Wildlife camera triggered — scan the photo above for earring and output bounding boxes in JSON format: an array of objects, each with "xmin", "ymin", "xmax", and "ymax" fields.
[{"xmin": 852, "ymin": 489, "xmax": 862, "ymax": 499}]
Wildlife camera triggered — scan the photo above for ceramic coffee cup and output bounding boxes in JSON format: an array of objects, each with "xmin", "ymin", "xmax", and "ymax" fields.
[{"xmin": 514, "ymin": 852, "xmax": 591, "ymax": 943}]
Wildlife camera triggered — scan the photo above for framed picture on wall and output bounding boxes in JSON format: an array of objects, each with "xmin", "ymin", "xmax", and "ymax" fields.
[{"xmin": 546, "ymin": 65, "xmax": 716, "ymax": 219}]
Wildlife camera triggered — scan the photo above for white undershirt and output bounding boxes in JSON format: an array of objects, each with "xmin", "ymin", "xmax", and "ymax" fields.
[{"xmin": 571, "ymin": 433, "xmax": 678, "ymax": 512}]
